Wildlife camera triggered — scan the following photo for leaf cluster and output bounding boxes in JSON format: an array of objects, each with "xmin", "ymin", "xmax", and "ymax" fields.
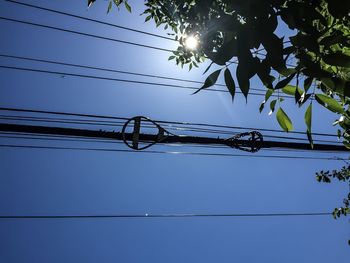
[
  {"xmin": 316, "ymin": 165, "xmax": 350, "ymax": 219},
  {"xmin": 88, "ymin": 0, "xmax": 131, "ymax": 13},
  {"xmin": 316, "ymin": 165, "xmax": 350, "ymax": 245},
  {"xmin": 137, "ymin": 0, "xmax": 350, "ymax": 146}
]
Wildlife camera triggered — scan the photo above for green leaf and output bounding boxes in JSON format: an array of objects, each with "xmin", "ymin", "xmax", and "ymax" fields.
[
  {"xmin": 344, "ymin": 141, "xmax": 350, "ymax": 150},
  {"xmin": 203, "ymin": 62, "xmax": 213, "ymax": 75},
  {"xmin": 236, "ymin": 63, "xmax": 250, "ymax": 100},
  {"xmin": 275, "ymin": 72, "xmax": 296, "ymax": 90},
  {"xmin": 124, "ymin": 1, "xmax": 132, "ymax": 12},
  {"xmin": 269, "ymin": 99, "xmax": 277, "ymax": 115},
  {"xmin": 265, "ymin": 89, "xmax": 274, "ymax": 101},
  {"xmin": 305, "ymin": 104, "xmax": 313, "ymax": 148},
  {"xmin": 210, "ymin": 36, "xmax": 238, "ymax": 65},
  {"xmin": 305, "ymin": 103, "xmax": 312, "ymax": 131},
  {"xmin": 304, "ymin": 77, "xmax": 313, "ymax": 93},
  {"xmin": 276, "ymin": 108, "xmax": 293, "ymax": 132},
  {"xmin": 113, "ymin": 0, "xmax": 121, "ymax": 6},
  {"xmin": 168, "ymin": 56, "xmax": 175, "ymax": 61},
  {"xmin": 307, "ymin": 130, "xmax": 314, "ymax": 149},
  {"xmin": 224, "ymin": 69, "xmax": 236, "ymax": 102},
  {"xmin": 323, "ymin": 52, "xmax": 350, "ymax": 68},
  {"xmin": 295, "ymin": 86, "xmax": 302, "ymax": 105},
  {"xmin": 107, "ymin": 1, "xmax": 112, "ymax": 13},
  {"xmin": 259, "ymin": 89, "xmax": 274, "ymax": 113},
  {"xmin": 321, "ymin": 78, "xmax": 335, "ymax": 90},
  {"xmin": 315, "ymin": 94, "xmax": 344, "ymax": 114},
  {"xmin": 145, "ymin": 15, "xmax": 152, "ymax": 22},
  {"xmin": 281, "ymin": 85, "xmax": 302, "ymax": 96},
  {"xmin": 193, "ymin": 69, "xmax": 221, "ymax": 94},
  {"xmin": 259, "ymin": 101, "xmax": 265, "ymax": 113}
]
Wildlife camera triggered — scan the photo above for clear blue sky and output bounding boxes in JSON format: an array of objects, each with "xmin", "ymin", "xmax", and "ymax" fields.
[{"xmin": 0, "ymin": 1, "xmax": 349, "ymax": 262}]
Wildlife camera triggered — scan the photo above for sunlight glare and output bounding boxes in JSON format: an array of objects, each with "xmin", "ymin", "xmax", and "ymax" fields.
[{"xmin": 185, "ymin": 36, "xmax": 199, "ymax": 50}]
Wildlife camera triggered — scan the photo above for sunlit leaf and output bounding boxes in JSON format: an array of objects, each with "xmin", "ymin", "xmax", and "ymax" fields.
[
  {"xmin": 124, "ymin": 1, "xmax": 132, "ymax": 12},
  {"xmin": 305, "ymin": 103, "xmax": 313, "ymax": 148},
  {"xmin": 276, "ymin": 107, "xmax": 293, "ymax": 132},
  {"xmin": 315, "ymin": 94, "xmax": 344, "ymax": 114},
  {"xmin": 281, "ymin": 85, "xmax": 302, "ymax": 96},
  {"xmin": 107, "ymin": 1, "xmax": 112, "ymax": 13}
]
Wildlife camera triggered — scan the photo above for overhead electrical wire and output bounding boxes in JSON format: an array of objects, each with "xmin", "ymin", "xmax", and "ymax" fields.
[
  {"xmin": 0, "ymin": 212, "xmax": 332, "ymax": 220},
  {"xmin": 0, "ymin": 16, "xmax": 293, "ymax": 68},
  {"xmin": 0, "ymin": 144, "xmax": 346, "ymax": 161},
  {"xmin": 0, "ymin": 115, "xmax": 341, "ymax": 144},
  {"xmin": 0, "ymin": 54, "xmax": 266, "ymax": 93},
  {"xmin": 0, "ymin": 65, "xmax": 294, "ymax": 98},
  {"xmin": 0, "ymin": 107, "xmax": 338, "ymax": 137},
  {"xmin": 0, "ymin": 132, "xmax": 345, "ymax": 154},
  {"xmin": 4, "ymin": 0, "xmax": 175, "ymax": 41},
  {"xmin": 0, "ymin": 16, "xmax": 173, "ymax": 52},
  {"xmin": 4, "ymin": 0, "xmax": 295, "ymax": 68}
]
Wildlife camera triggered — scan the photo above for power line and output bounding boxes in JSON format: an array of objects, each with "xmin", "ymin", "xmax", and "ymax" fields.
[
  {"xmin": 0, "ymin": 16, "xmax": 173, "ymax": 52},
  {"xmin": 0, "ymin": 64, "xmax": 275, "ymax": 97},
  {"xmin": 0, "ymin": 132, "xmax": 345, "ymax": 154},
  {"xmin": 0, "ymin": 115, "xmax": 341, "ymax": 144},
  {"xmin": 5, "ymin": 0, "xmax": 175, "ymax": 41},
  {"xmin": 4, "ymin": 0, "xmax": 295, "ymax": 67},
  {"xmin": 0, "ymin": 107, "xmax": 338, "ymax": 137},
  {"xmin": 0, "ymin": 15, "xmax": 283, "ymax": 69},
  {"xmin": 0, "ymin": 144, "xmax": 346, "ymax": 161},
  {"xmin": 0, "ymin": 54, "xmax": 266, "ymax": 93},
  {"xmin": 0, "ymin": 19, "xmax": 296, "ymax": 95},
  {"xmin": 1, "ymin": 122, "xmax": 345, "ymax": 152},
  {"xmin": 0, "ymin": 212, "xmax": 332, "ymax": 220}
]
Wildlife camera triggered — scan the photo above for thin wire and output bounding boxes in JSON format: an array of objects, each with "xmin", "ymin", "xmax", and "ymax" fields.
[
  {"xmin": 0, "ymin": 65, "xmax": 279, "ymax": 97},
  {"xmin": 4, "ymin": 0, "xmax": 174, "ymax": 41},
  {"xmin": 0, "ymin": 54, "xmax": 266, "ymax": 92},
  {"xmin": 0, "ymin": 107, "xmax": 338, "ymax": 137},
  {"xmin": 0, "ymin": 17, "xmax": 173, "ymax": 52},
  {"xmin": 0, "ymin": 144, "xmax": 346, "ymax": 161},
  {"xmin": 0, "ymin": 212, "xmax": 332, "ymax": 219},
  {"xmin": 0, "ymin": 16, "xmax": 285, "ymax": 68},
  {"xmin": 4, "ymin": 0, "xmax": 294, "ymax": 67}
]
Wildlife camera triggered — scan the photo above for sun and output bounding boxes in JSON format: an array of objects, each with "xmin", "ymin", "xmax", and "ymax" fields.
[{"xmin": 184, "ymin": 35, "xmax": 199, "ymax": 50}]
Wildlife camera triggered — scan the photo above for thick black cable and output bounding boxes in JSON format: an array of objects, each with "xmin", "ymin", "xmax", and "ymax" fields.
[
  {"xmin": 0, "ymin": 107, "xmax": 338, "ymax": 137},
  {"xmin": 0, "ymin": 212, "xmax": 332, "ymax": 219},
  {"xmin": 0, "ymin": 133, "xmax": 345, "ymax": 154},
  {"xmin": 0, "ymin": 115, "xmax": 341, "ymax": 144},
  {"xmin": 0, "ymin": 54, "xmax": 266, "ymax": 92},
  {"xmin": 0, "ymin": 116, "xmax": 244, "ymax": 137},
  {"xmin": 0, "ymin": 16, "xmax": 173, "ymax": 52},
  {"xmin": 4, "ymin": 0, "xmax": 174, "ymax": 41},
  {"xmin": 0, "ymin": 144, "xmax": 346, "ymax": 161}
]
